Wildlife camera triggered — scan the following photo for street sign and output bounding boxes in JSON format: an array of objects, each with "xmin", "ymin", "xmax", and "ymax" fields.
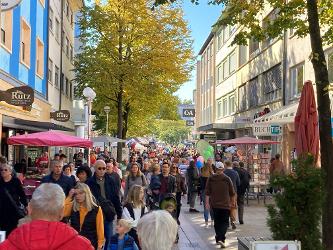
[
  {"xmin": 182, "ymin": 108, "xmax": 195, "ymax": 118},
  {"xmin": 0, "ymin": 86, "xmax": 34, "ymax": 107},
  {"xmin": 253, "ymin": 124, "xmax": 282, "ymax": 136},
  {"xmin": 1, "ymin": 0, "xmax": 22, "ymax": 11},
  {"xmin": 50, "ymin": 110, "xmax": 71, "ymax": 122},
  {"xmin": 186, "ymin": 120, "xmax": 194, "ymax": 126}
]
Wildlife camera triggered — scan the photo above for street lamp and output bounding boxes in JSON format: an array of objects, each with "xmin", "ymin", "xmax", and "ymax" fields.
[
  {"xmin": 104, "ymin": 106, "xmax": 111, "ymax": 135},
  {"xmin": 83, "ymin": 87, "xmax": 96, "ymax": 167}
]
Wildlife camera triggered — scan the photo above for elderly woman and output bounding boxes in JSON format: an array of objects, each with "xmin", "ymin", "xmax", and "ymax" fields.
[
  {"xmin": 0, "ymin": 164, "xmax": 28, "ymax": 236},
  {"xmin": 0, "ymin": 183, "xmax": 94, "ymax": 249},
  {"xmin": 124, "ymin": 162, "xmax": 147, "ymax": 198},
  {"xmin": 64, "ymin": 183, "xmax": 104, "ymax": 250},
  {"xmin": 137, "ymin": 210, "xmax": 178, "ymax": 250}
]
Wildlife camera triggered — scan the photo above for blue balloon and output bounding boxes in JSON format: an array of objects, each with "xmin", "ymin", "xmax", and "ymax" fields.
[{"xmin": 196, "ymin": 161, "xmax": 203, "ymax": 169}]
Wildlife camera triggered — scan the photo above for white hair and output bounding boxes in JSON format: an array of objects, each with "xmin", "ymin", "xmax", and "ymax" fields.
[
  {"xmin": 1, "ymin": 164, "xmax": 13, "ymax": 172},
  {"xmin": 137, "ymin": 210, "xmax": 178, "ymax": 250},
  {"xmin": 30, "ymin": 183, "xmax": 65, "ymax": 219}
]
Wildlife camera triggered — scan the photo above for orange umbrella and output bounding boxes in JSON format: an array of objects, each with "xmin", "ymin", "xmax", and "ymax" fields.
[{"xmin": 294, "ymin": 80, "xmax": 319, "ymax": 162}]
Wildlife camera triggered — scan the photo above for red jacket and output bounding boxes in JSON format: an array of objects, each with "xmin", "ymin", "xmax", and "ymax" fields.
[{"xmin": 0, "ymin": 220, "xmax": 94, "ymax": 250}]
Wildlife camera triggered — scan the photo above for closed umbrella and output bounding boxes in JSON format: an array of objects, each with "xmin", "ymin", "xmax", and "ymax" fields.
[{"xmin": 294, "ymin": 80, "xmax": 319, "ymax": 162}]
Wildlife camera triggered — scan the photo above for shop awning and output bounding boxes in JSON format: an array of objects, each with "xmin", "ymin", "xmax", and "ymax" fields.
[{"xmin": 253, "ymin": 102, "xmax": 299, "ymax": 125}]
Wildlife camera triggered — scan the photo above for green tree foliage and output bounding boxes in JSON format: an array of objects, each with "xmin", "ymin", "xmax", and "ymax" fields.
[
  {"xmin": 152, "ymin": 119, "xmax": 191, "ymax": 144},
  {"xmin": 267, "ymin": 155, "xmax": 323, "ymax": 250},
  {"xmin": 75, "ymin": 0, "xmax": 194, "ymax": 160}
]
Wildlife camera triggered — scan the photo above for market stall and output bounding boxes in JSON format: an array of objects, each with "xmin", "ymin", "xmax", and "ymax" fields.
[{"xmin": 7, "ymin": 130, "xmax": 93, "ymax": 198}]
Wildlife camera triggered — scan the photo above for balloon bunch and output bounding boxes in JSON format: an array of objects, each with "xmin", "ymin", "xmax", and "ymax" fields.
[{"xmin": 196, "ymin": 156, "xmax": 204, "ymax": 169}]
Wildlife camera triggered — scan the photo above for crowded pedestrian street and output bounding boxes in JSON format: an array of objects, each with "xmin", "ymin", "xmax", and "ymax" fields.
[{"xmin": 0, "ymin": 0, "xmax": 333, "ymax": 250}]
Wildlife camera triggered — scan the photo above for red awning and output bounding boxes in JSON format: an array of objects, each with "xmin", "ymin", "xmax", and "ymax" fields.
[
  {"xmin": 7, "ymin": 130, "xmax": 93, "ymax": 148},
  {"xmin": 215, "ymin": 136, "xmax": 280, "ymax": 145}
]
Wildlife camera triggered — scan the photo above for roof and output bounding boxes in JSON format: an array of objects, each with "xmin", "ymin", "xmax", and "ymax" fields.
[{"xmin": 198, "ymin": 32, "xmax": 214, "ymax": 56}]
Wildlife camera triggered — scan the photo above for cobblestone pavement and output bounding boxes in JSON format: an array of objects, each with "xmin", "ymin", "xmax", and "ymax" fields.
[{"xmin": 174, "ymin": 197, "xmax": 272, "ymax": 249}]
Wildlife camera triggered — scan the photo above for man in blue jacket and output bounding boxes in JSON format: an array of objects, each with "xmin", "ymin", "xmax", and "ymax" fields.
[
  {"xmin": 87, "ymin": 160, "xmax": 122, "ymax": 249},
  {"xmin": 41, "ymin": 160, "xmax": 74, "ymax": 196}
]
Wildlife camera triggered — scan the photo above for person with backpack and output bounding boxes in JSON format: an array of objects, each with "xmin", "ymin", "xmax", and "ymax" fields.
[
  {"xmin": 233, "ymin": 161, "xmax": 251, "ymax": 224},
  {"xmin": 122, "ymin": 185, "xmax": 148, "ymax": 248},
  {"xmin": 109, "ymin": 219, "xmax": 139, "ymax": 250},
  {"xmin": 124, "ymin": 163, "xmax": 147, "ymax": 199},
  {"xmin": 64, "ymin": 183, "xmax": 104, "ymax": 249}
]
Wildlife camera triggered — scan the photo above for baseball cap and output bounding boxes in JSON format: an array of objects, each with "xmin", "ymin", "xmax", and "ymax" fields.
[{"xmin": 215, "ymin": 162, "xmax": 224, "ymax": 169}]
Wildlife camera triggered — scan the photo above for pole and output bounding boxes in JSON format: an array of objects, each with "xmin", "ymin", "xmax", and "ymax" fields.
[
  {"xmin": 59, "ymin": 0, "xmax": 64, "ymax": 110},
  {"xmin": 106, "ymin": 112, "xmax": 109, "ymax": 135},
  {"xmin": 87, "ymin": 100, "xmax": 91, "ymax": 167}
]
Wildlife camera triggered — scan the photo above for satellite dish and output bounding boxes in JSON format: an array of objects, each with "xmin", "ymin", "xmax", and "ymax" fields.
[{"xmin": 1, "ymin": 0, "xmax": 22, "ymax": 11}]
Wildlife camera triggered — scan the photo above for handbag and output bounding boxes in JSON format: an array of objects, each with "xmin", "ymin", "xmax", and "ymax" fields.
[
  {"xmin": 98, "ymin": 197, "xmax": 116, "ymax": 221},
  {"xmin": 3, "ymin": 188, "xmax": 27, "ymax": 219}
]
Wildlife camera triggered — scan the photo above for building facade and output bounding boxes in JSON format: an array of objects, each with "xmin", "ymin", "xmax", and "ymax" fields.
[{"xmin": 0, "ymin": 0, "xmax": 51, "ymax": 163}]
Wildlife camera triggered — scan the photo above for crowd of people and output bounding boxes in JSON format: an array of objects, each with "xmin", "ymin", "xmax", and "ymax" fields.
[{"xmin": 0, "ymin": 145, "xmax": 262, "ymax": 249}]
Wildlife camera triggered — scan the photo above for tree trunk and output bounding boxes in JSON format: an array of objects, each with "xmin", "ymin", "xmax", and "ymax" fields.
[
  {"xmin": 116, "ymin": 88, "xmax": 123, "ymax": 163},
  {"xmin": 306, "ymin": 1, "xmax": 333, "ymax": 249},
  {"xmin": 122, "ymin": 102, "xmax": 130, "ymax": 139}
]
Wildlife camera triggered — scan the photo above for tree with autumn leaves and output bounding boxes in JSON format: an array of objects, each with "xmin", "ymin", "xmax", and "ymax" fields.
[
  {"xmin": 75, "ymin": 0, "xmax": 194, "ymax": 161},
  {"xmin": 154, "ymin": 0, "xmax": 333, "ymax": 249}
]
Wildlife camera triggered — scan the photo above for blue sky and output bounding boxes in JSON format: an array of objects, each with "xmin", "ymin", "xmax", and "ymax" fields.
[{"xmin": 176, "ymin": 1, "xmax": 223, "ymax": 102}]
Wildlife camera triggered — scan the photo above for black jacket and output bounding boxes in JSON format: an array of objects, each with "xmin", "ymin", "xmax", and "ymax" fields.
[
  {"xmin": 41, "ymin": 173, "xmax": 74, "ymax": 196},
  {"xmin": 233, "ymin": 167, "xmax": 251, "ymax": 195},
  {"xmin": 87, "ymin": 174, "xmax": 122, "ymax": 219},
  {"xmin": 157, "ymin": 174, "xmax": 176, "ymax": 195}
]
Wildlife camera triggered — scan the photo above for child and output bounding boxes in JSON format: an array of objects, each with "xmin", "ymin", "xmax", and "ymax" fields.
[
  {"xmin": 109, "ymin": 219, "xmax": 139, "ymax": 250},
  {"xmin": 146, "ymin": 177, "xmax": 161, "ymax": 211},
  {"xmin": 159, "ymin": 194, "xmax": 179, "ymax": 243},
  {"xmin": 122, "ymin": 185, "xmax": 148, "ymax": 248}
]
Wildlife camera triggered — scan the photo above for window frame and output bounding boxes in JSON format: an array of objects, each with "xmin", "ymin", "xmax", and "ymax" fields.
[
  {"xmin": 54, "ymin": 65, "xmax": 60, "ymax": 88},
  {"xmin": 1, "ymin": 10, "xmax": 13, "ymax": 52},
  {"xmin": 20, "ymin": 18, "xmax": 31, "ymax": 68},
  {"xmin": 36, "ymin": 37, "xmax": 44, "ymax": 78},
  {"xmin": 290, "ymin": 63, "xmax": 305, "ymax": 99},
  {"xmin": 48, "ymin": 58, "xmax": 53, "ymax": 84}
]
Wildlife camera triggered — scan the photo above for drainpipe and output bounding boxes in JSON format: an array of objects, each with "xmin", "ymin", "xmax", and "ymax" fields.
[{"xmin": 59, "ymin": 0, "xmax": 64, "ymax": 110}]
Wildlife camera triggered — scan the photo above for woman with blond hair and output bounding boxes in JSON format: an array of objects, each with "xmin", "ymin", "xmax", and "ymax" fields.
[
  {"xmin": 122, "ymin": 185, "xmax": 148, "ymax": 248},
  {"xmin": 64, "ymin": 182, "xmax": 104, "ymax": 250},
  {"xmin": 124, "ymin": 163, "xmax": 147, "ymax": 198}
]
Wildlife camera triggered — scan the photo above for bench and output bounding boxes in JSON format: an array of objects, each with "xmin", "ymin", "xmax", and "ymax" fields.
[{"xmin": 238, "ymin": 236, "xmax": 272, "ymax": 250}]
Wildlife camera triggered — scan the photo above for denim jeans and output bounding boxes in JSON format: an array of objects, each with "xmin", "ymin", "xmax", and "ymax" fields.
[
  {"xmin": 104, "ymin": 219, "xmax": 113, "ymax": 249},
  {"xmin": 201, "ymin": 192, "xmax": 214, "ymax": 222}
]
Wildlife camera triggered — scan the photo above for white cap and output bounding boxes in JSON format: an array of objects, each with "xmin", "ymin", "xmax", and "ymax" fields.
[{"xmin": 215, "ymin": 162, "xmax": 224, "ymax": 169}]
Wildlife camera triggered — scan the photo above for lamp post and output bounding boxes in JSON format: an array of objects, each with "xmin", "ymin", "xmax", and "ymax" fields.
[
  {"xmin": 83, "ymin": 87, "xmax": 96, "ymax": 167},
  {"xmin": 104, "ymin": 106, "xmax": 110, "ymax": 135}
]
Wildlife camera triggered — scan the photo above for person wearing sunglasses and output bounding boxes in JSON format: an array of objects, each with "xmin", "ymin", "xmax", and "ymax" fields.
[
  {"xmin": 87, "ymin": 160, "xmax": 123, "ymax": 249},
  {"xmin": 0, "ymin": 164, "xmax": 28, "ymax": 236}
]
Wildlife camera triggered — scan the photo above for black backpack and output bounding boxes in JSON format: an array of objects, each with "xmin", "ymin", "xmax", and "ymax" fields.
[{"xmin": 98, "ymin": 196, "xmax": 116, "ymax": 221}]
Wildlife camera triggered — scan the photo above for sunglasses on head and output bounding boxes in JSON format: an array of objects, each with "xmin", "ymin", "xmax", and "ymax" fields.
[{"xmin": 98, "ymin": 167, "xmax": 106, "ymax": 170}]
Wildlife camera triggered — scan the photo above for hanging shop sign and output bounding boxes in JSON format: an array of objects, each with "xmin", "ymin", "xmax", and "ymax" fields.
[
  {"xmin": 182, "ymin": 109, "xmax": 195, "ymax": 118},
  {"xmin": 253, "ymin": 124, "xmax": 282, "ymax": 136},
  {"xmin": 50, "ymin": 110, "xmax": 71, "ymax": 122},
  {"xmin": 178, "ymin": 104, "xmax": 195, "ymax": 120},
  {"xmin": 186, "ymin": 120, "xmax": 194, "ymax": 126},
  {"xmin": 0, "ymin": 86, "xmax": 34, "ymax": 107},
  {"xmin": 1, "ymin": 0, "xmax": 22, "ymax": 11}
]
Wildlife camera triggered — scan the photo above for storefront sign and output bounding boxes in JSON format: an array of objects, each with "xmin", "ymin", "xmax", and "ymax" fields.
[
  {"xmin": 0, "ymin": 86, "xmax": 34, "ymax": 107},
  {"xmin": 178, "ymin": 104, "xmax": 195, "ymax": 120},
  {"xmin": 235, "ymin": 117, "xmax": 252, "ymax": 124},
  {"xmin": 182, "ymin": 109, "xmax": 195, "ymax": 117},
  {"xmin": 203, "ymin": 134, "xmax": 216, "ymax": 141},
  {"xmin": 50, "ymin": 110, "xmax": 71, "ymax": 122},
  {"xmin": 1, "ymin": 0, "xmax": 22, "ymax": 11},
  {"xmin": 253, "ymin": 124, "xmax": 282, "ymax": 136},
  {"xmin": 186, "ymin": 120, "xmax": 194, "ymax": 126}
]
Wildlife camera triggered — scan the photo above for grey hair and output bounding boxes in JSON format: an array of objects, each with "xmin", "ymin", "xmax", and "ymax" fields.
[
  {"xmin": 1, "ymin": 164, "xmax": 13, "ymax": 172},
  {"xmin": 137, "ymin": 210, "xmax": 178, "ymax": 250},
  {"xmin": 50, "ymin": 160, "xmax": 63, "ymax": 168},
  {"xmin": 30, "ymin": 183, "xmax": 65, "ymax": 219}
]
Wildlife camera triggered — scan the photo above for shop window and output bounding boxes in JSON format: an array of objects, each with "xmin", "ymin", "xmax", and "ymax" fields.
[
  {"xmin": 20, "ymin": 18, "xmax": 31, "ymax": 67},
  {"xmin": 36, "ymin": 38, "xmax": 44, "ymax": 78},
  {"xmin": 48, "ymin": 59, "xmax": 53, "ymax": 83},
  {"xmin": 263, "ymin": 64, "xmax": 282, "ymax": 103},
  {"xmin": 248, "ymin": 77, "xmax": 259, "ymax": 108},
  {"xmin": 55, "ymin": 65, "xmax": 59, "ymax": 88},
  {"xmin": 238, "ymin": 84, "xmax": 247, "ymax": 111},
  {"xmin": 290, "ymin": 63, "xmax": 304, "ymax": 98},
  {"xmin": 1, "ymin": 10, "xmax": 13, "ymax": 51},
  {"xmin": 229, "ymin": 95, "xmax": 235, "ymax": 114}
]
